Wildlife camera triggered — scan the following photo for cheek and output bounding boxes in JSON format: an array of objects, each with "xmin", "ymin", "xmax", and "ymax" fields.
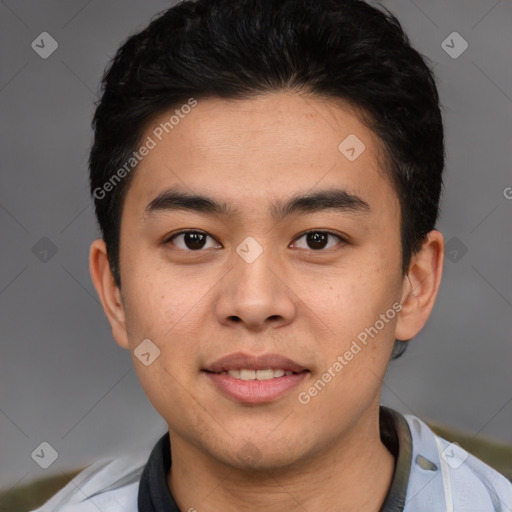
[
  {"xmin": 306, "ymin": 267, "xmax": 384, "ymax": 330},
  {"xmin": 122, "ymin": 257, "xmax": 206, "ymax": 339},
  {"xmin": 301, "ymin": 256, "xmax": 399, "ymax": 363},
  {"xmin": 121, "ymin": 269, "xmax": 213, "ymax": 400}
]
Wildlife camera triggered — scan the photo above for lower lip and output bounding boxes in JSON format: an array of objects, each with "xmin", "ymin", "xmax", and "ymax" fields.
[{"xmin": 204, "ymin": 371, "xmax": 309, "ymax": 404}]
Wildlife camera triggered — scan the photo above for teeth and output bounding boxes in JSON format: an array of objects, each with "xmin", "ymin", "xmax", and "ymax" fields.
[
  {"xmin": 240, "ymin": 369, "xmax": 256, "ymax": 380},
  {"xmin": 223, "ymin": 369, "xmax": 295, "ymax": 380},
  {"xmin": 256, "ymin": 369, "xmax": 274, "ymax": 380}
]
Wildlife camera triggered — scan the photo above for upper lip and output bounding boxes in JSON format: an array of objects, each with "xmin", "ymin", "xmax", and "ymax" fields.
[{"xmin": 203, "ymin": 352, "xmax": 308, "ymax": 373}]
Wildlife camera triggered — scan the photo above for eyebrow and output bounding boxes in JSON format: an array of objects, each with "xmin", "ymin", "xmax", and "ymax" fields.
[{"xmin": 144, "ymin": 186, "xmax": 371, "ymax": 222}]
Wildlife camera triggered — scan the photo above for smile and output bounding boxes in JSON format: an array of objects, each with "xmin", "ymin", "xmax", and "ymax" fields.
[
  {"xmin": 215, "ymin": 368, "xmax": 296, "ymax": 380},
  {"xmin": 203, "ymin": 369, "xmax": 309, "ymax": 404}
]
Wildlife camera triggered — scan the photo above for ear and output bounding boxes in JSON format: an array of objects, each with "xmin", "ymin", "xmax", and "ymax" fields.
[
  {"xmin": 89, "ymin": 238, "xmax": 130, "ymax": 350},
  {"xmin": 395, "ymin": 230, "xmax": 444, "ymax": 341}
]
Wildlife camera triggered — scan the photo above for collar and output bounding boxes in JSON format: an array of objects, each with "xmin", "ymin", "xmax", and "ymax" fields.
[{"xmin": 138, "ymin": 406, "xmax": 412, "ymax": 512}]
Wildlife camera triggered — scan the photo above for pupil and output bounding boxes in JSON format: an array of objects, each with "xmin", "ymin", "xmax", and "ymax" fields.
[
  {"xmin": 185, "ymin": 232, "xmax": 206, "ymax": 250},
  {"xmin": 307, "ymin": 232, "xmax": 327, "ymax": 250}
]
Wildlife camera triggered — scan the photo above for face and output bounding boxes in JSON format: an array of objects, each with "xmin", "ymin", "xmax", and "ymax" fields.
[{"xmin": 94, "ymin": 92, "xmax": 418, "ymax": 470}]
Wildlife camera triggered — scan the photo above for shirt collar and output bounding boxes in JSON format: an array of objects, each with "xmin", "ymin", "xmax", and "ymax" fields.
[
  {"xmin": 379, "ymin": 406, "xmax": 413, "ymax": 511},
  {"xmin": 138, "ymin": 406, "xmax": 412, "ymax": 512}
]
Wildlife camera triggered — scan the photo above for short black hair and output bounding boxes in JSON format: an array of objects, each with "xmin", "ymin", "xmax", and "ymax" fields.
[{"xmin": 89, "ymin": 0, "xmax": 444, "ymax": 358}]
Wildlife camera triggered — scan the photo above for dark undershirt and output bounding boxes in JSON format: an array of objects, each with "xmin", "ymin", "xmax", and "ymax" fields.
[{"xmin": 138, "ymin": 406, "xmax": 412, "ymax": 512}]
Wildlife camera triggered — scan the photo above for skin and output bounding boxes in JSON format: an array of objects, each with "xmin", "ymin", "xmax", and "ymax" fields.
[{"xmin": 90, "ymin": 92, "xmax": 444, "ymax": 512}]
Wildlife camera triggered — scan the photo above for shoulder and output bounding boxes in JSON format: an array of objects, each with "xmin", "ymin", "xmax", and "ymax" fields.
[
  {"xmin": 402, "ymin": 413, "xmax": 512, "ymax": 512},
  {"xmin": 29, "ymin": 449, "xmax": 147, "ymax": 512}
]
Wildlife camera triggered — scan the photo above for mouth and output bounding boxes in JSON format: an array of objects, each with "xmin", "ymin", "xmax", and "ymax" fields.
[
  {"xmin": 206, "ymin": 368, "xmax": 300, "ymax": 380},
  {"xmin": 203, "ymin": 352, "xmax": 308, "ymax": 374},
  {"xmin": 202, "ymin": 352, "xmax": 310, "ymax": 404}
]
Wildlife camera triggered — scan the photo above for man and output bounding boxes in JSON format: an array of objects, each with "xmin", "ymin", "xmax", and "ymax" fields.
[{"xmin": 32, "ymin": 0, "xmax": 512, "ymax": 510}]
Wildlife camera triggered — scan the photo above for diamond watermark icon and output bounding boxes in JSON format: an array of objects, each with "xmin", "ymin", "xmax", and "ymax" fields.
[
  {"xmin": 32, "ymin": 236, "xmax": 58, "ymax": 263},
  {"xmin": 441, "ymin": 32, "xmax": 468, "ymax": 59},
  {"xmin": 445, "ymin": 236, "xmax": 468, "ymax": 263},
  {"xmin": 31, "ymin": 32, "xmax": 59, "ymax": 59},
  {"xmin": 31, "ymin": 442, "xmax": 58, "ymax": 469},
  {"xmin": 134, "ymin": 338, "xmax": 160, "ymax": 366},
  {"xmin": 237, "ymin": 442, "xmax": 262, "ymax": 465},
  {"xmin": 236, "ymin": 236, "xmax": 263, "ymax": 264},
  {"xmin": 338, "ymin": 134, "xmax": 365, "ymax": 161},
  {"xmin": 441, "ymin": 442, "xmax": 468, "ymax": 469}
]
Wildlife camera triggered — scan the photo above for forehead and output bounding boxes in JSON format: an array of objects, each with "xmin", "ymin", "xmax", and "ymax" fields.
[{"xmin": 124, "ymin": 92, "xmax": 398, "ymax": 220}]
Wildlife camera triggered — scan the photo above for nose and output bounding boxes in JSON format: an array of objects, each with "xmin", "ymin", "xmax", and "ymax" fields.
[{"xmin": 214, "ymin": 244, "xmax": 297, "ymax": 332}]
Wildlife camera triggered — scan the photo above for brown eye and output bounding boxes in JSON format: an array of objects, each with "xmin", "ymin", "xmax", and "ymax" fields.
[
  {"xmin": 167, "ymin": 231, "xmax": 221, "ymax": 251},
  {"xmin": 292, "ymin": 231, "xmax": 346, "ymax": 251}
]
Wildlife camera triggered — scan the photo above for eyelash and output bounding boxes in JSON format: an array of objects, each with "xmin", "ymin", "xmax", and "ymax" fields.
[{"xmin": 164, "ymin": 229, "xmax": 347, "ymax": 252}]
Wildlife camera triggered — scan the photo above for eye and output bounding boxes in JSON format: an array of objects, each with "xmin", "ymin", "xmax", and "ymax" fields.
[
  {"xmin": 291, "ymin": 230, "xmax": 346, "ymax": 251},
  {"xmin": 165, "ymin": 230, "xmax": 221, "ymax": 251},
  {"xmin": 165, "ymin": 229, "xmax": 346, "ymax": 252}
]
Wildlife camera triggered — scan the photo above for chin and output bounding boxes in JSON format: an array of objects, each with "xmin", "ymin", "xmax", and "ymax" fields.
[{"xmin": 209, "ymin": 436, "xmax": 312, "ymax": 473}]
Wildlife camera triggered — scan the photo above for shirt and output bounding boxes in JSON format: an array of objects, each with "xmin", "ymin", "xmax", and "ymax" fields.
[{"xmin": 31, "ymin": 406, "xmax": 512, "ymax": 511}]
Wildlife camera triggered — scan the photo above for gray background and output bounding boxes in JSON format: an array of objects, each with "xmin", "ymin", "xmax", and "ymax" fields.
[{"xmin": 1, "ymin": 0, "xmax": 511, "ymax": 496}]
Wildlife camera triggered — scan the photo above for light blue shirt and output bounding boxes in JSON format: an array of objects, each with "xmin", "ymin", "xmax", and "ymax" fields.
[{"xmin": 31, "ymin": 409, "xmax": 512, "ymax": 511}]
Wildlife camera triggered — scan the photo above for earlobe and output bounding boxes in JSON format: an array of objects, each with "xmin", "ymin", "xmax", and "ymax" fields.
[
  {"xmin": 395, "ymin": 230, "xmax": 444, "ymax": 341},
  {"xmin": 89, "ymin": 239, "xmax": 130, "ymax": 350}
]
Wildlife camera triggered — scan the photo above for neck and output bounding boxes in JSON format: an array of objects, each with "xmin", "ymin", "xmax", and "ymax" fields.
[{"xmin": 167, "ymin": 409, "xmax": 395, "ymax": 512}]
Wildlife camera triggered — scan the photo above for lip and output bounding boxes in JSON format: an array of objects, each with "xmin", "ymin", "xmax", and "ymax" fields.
[
  {"xmin": 202, "ymin": 352, "xmax": 310, "ymax": 404},
  {"xmin": 203, "ymin": 352, "xmax": 308, "ymax": 373},
  {"xmin": 204, "ymin": 371, "xmax": 309, "ymax": 404}
]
